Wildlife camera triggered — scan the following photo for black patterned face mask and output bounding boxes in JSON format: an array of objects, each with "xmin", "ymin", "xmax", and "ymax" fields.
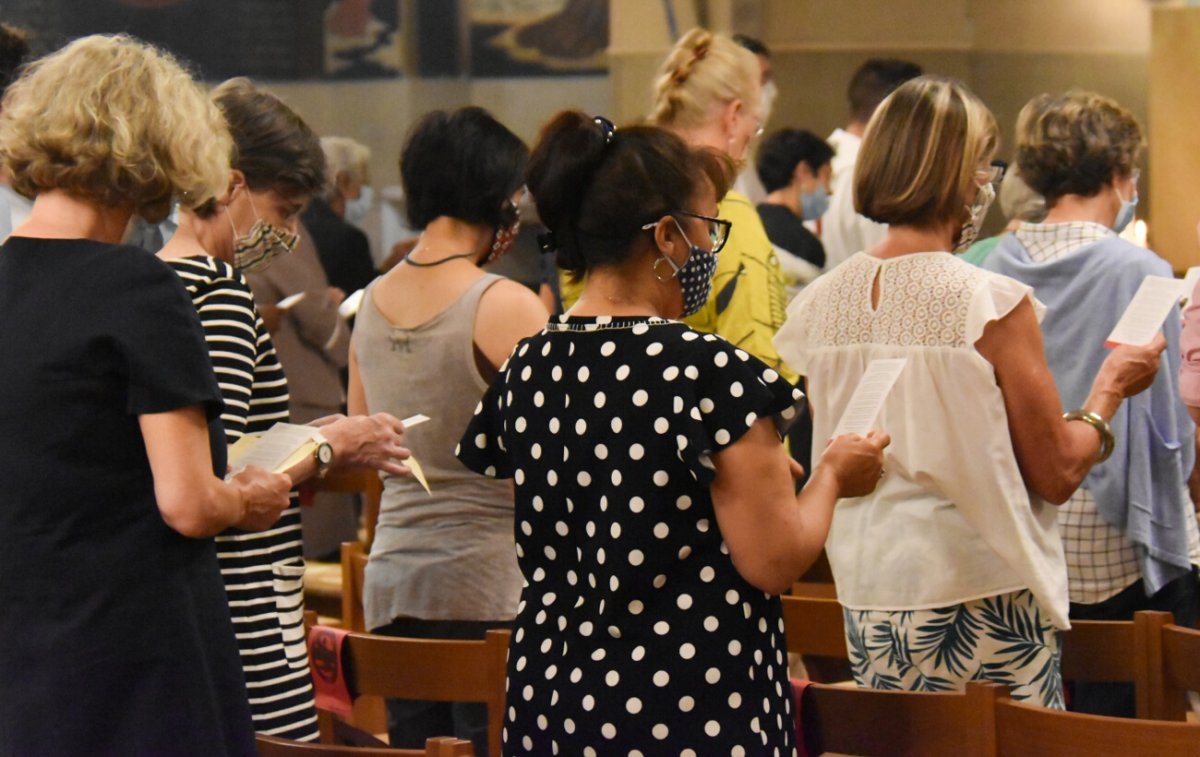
[{"xmin": 655, "ymin": 218, "xmax": 718, "ymax": 318}]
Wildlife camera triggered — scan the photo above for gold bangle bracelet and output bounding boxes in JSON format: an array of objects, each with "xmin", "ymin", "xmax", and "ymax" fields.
[{"xmin": 1063, "ymin": 409, "xmax": 1115, "ymax": 463}]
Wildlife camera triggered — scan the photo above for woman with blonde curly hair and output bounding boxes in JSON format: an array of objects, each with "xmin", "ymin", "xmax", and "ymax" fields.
[
  {"xmin": 644, "ymin": 29, "xmax": 793, "ymax": 381},
  {"xmin": 776, "ymin": 77, "xmax": 1164, "ymax": 707},
  {"xmin": 0, "ymin": 35, "xmax": 292, "ymax": 754},
  {"xmin": 984, "ymin": 91, "xmax": 1200, "ymax": 717}
]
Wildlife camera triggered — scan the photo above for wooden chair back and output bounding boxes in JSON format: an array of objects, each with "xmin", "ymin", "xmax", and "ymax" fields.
[
  {"xmin": 316, "ymin": 628, "xmax": 510, "ymax": 757},
  {"xmin": 339, "ymin": 541, "xmax": 369, "ymax": 633},
  {"xmin": 309, "ymin": 467, "xmax": 384, "ymax": 549},
  {"xmin": 798, "ymin": 680, "xmax": 1001, "ymax": 756},
  {"xmin": 1140, "ymin": 609, "xmax": 1200, "ymax": 720},
  {"xmin": 781, "ymin": 594, "xmax": 849, "ymax": 658},
  {"xmin": 993, "ymin": 685, "xmax": 1200, "ymax": 756},
  {"xmin": 1059, "ymin": 615, "xmax": 1154, "ymax": 717},
  {"xmin": 257, "ymin": 733, "xmax": 472, "ymax": 757}
]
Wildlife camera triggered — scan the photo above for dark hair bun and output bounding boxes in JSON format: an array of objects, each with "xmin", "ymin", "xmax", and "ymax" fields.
[{"xmin": 525, "ymin": 111, "xmax": 610, "ymax": 273}]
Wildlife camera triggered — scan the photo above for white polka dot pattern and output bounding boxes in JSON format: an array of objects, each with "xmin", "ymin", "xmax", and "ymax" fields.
[{"xmin": 455, "ymin": 315, "xmax": 799, "ymax": 753}]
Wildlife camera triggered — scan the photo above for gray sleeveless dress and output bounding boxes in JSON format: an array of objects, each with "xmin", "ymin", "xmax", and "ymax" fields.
[{"xmin": 356, "ymin": 273, "xmax": 523, "ymax": 630}]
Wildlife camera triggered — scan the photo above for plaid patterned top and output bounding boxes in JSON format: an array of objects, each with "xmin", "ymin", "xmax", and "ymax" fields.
[{"xmin": 1014, "ymin": 222, "xmax": 1200, "ymax": 604}]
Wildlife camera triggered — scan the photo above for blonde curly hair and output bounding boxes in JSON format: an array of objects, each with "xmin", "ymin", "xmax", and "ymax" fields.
[
  {"xmin": 650, "ymin": 28, "xmax": 760, "ymax": 131},
  {"xmin": 0, "ymin": 34, "xmax": 231, "ymax": 221}
]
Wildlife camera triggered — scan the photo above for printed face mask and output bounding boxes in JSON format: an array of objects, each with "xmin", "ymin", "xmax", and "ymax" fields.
[
  {"xmin": 656, "ymin": 218, "xmax": 718, "ymax": 318},
  {"xmin": 485, "ymin": 200, "xmax": 522, "ymax": 263},
  {"xmin": 954, "ymin": 180, "xmax": 996, "ymax": 254},
  {"xmin": 227, "ymin": 192, "xmax": 299, "ymax": 273}
]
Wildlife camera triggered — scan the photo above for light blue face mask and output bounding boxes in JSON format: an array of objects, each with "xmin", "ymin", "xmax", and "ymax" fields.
[
  {"xmin": 1113, "ymin": 186, "xmax": 1138, "ymax": 234},
  {"xmin": 345, "ymin": 185, "xmax": 374, "ymax": 224},
  {"xmin": 800, "ymin": 186, "xmax": 830, "ymax": 221}
]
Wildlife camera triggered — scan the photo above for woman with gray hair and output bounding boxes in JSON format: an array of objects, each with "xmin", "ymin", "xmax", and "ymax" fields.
[{"xmin": 983, "ymin": 91, "xmax": 1200, "ymax": 717}]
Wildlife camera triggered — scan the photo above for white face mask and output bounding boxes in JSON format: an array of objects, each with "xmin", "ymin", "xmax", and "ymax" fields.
[{"xmin": 344, "ymin": 185, "xmax": 373, "ymax": 224}]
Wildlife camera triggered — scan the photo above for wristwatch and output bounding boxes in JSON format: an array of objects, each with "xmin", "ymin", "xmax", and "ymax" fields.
[{"xmin": 312, "ymin": 432, "xmax": 334, "ymax": 478}]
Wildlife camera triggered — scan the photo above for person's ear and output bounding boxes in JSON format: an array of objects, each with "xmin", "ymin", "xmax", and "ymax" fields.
[
  {"xmin": 793, "ymin": 161, "xmax": 815, "ymax": 190},
  {"xmin": 218, "ymin": 170, "xmax": 247, "ymax": 207},
  {"xmin": 721, "ymin": 98, "xmax": 743, "ymax": 142}
]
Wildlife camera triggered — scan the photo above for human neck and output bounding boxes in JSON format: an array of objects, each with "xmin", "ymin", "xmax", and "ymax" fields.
[
  {"xmin": 868, "ymin": 222, "xmax": 957, "ymax": 259},
  {"xmin": 764, "ymin": 186, "xmax": 801, "ymax": 217},
  {"xmin": 670, "ymin": 121, "xmax": 733, "ymax": 159},
  {"xmin": 158, "ymin": 207, "xmax": 231, "ymax": 263},
  {"xmin": 571, "ymin": 255, "xmax": 677, "ymax": 319},
  {"xmin": 406, "ymin": 217, "xmax": 490, "ymax": 267},
  {"xmin": 16, "ymin": 189, "xmax": 133, "ymax": 244},
  {"xmin": 845, "ymin": 121, "xmax": 866, "ymax": 138},
  {"xmin": 1041, "ymin": 191, "xmax": 1118, "ymax": 229},
  {"xmin": 326, "ymin": 193, "xmax": 346, "ymax": 219}
]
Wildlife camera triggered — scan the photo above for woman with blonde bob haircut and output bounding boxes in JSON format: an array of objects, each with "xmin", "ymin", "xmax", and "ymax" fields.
[
  {"xmin": 776, "ymin": 76, "xmax": 1165, "ymax": 706},
  {"xmin": 984, "ymin": 91, "xmax": 1200, "ymax": 718},
  {"xmin": 0, "ymin": 35, "xmax": 292, "ymax": 755},
  {"xmin": 642, "ymin": 28, "xmax": 794, "ymax": 384}
]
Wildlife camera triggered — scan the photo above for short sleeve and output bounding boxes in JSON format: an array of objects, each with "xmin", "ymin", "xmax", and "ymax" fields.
[
  {"xmin": 965, "ymin": 270, "xmax": 1046, "ymax": 346},
  {"xmin": 113, "ymin": 252, "xmax": 222, "ymax": 418},
  {"xmin": 1181, "ymin": 288, "xmax": 1200, "ymax": 407},
  {"xmin": 774, "ymin": 284, "xmax": 818, "ymax": 374},
  {"xmin": 456, "ymin": 359, "xmax": 515, "ymax": 479},
  {"xmin": 677, "ymin": 334, "xmax": 806, "ymax": 485}
]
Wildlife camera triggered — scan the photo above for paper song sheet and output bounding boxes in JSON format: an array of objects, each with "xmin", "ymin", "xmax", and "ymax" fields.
[
  {"xmin": 1182, "ymin": 267, "xmax": 1200, "ymax": 306},
  {"xmin": 276, "ymin": 292, "xmax": 306, "ymax": 311},
  {"xmin": 833, "ymin": 358, "xmax": 908, "ymax": 437},
  {"xmin": 402, "ymin": 414, "xmax": 430, "ymax": 428},
  {"xmin": 228, "ymin": 423, "xmax": 318, "ymax": 476},
  {"xmin": 1104, "ymin": 275, "xmax": 1189, "ymax": 347},
  {"xmin": 338, "ymin": 288, "xmax": 365, "ymax": 319}
]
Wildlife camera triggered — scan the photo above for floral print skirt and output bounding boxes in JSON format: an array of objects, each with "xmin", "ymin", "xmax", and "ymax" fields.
[{"xmin": 843, "ymin": 589, "xmax": 1064, "ymax": 709}]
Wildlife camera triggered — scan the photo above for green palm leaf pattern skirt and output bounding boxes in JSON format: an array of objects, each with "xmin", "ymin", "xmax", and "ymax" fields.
[{"xmin": 842, "ymin": 589, "xmax": 1064, "ymax": 709}]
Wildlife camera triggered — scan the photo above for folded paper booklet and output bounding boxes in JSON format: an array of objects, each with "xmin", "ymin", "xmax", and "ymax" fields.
[
  {"xmin": 226, "ymin": 416, "xmax": 434, "ymax": 494},
  {"xmin": 227, "ymin": 423, "xmax": 321, "ymax": 477}
]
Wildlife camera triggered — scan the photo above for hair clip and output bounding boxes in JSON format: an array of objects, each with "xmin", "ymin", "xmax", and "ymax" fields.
[
  {"xmin": 537, "ymin": 230, "xmax": 558, "ymax": 254},
  {"xmin": 593, "ymin": 115, "xmax": 616, "ymax": 144}
]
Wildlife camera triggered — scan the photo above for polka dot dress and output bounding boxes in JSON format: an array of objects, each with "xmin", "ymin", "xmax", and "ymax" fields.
[{"xmin": 457, "ymin": 315, "xmax": 805, "ymax": 755}]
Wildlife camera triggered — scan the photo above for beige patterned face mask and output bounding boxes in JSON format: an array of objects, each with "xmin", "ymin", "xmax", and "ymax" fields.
[{"xmin": 227, "ymin": 193, "xmax": 299, "ymax": 273}]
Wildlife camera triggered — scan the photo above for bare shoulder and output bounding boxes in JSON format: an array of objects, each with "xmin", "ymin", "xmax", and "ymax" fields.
[{"xmin": 478, "ymin": 277, "xmax": 549, "ymax": 322}]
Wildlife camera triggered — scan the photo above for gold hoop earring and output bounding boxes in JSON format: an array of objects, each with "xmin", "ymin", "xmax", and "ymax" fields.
[{"xmin": 653, "ymin": 256, "xmax": 678, "ymax": 283}]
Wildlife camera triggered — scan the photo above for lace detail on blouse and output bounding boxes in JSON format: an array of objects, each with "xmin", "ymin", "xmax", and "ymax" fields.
[{"xmin": 807, "ymin": 253, "xmax": 984, "ymax": 349}]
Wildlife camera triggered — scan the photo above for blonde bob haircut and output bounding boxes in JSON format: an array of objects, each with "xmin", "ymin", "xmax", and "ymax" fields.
[
  {"xmin": 1014, "ymin": 91, "xmax": 1143, "ymax": 205},
  {"xmin": 855, "ymin": 76, "xmax": 998, "ymax": 230},
  {"xmin": 0, "ymin": 34, "xmax": 231, "ymax": 221},
  {"xmin": 650, "ymin": 27, "xmax": 760, "ymax": 130}
]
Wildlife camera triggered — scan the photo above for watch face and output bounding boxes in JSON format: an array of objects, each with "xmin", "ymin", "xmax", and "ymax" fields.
[{"xmin": 318, "ymin": 443, "xmax": 334, "ymax": 465}]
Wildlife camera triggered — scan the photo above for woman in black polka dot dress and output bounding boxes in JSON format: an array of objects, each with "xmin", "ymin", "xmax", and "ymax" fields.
[{"xmin": 457, "ymin": 112, "xmax": 889, "ymax": 756}]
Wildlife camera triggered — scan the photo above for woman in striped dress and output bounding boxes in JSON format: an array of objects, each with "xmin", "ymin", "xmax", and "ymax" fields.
[{"xmin": 159, "ymin": 77, "xmax": 411, "ymax": 740}]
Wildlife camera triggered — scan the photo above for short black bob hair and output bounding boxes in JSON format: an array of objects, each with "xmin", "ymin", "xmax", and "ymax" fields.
[
  {"xmin": 400, "ymin": 106, "xmax": 528, "ymax": 230},
  {"xmin": 755, "ymin": 129, "xmax": 834, "ymax": 193}
]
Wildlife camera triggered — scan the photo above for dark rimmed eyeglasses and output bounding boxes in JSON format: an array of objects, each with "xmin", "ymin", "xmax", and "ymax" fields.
[
  {"xmin": 641, "ymin": 210, "xmax": 732, "ymax": 254},
  {"xmin": 978, "ymin": 159, "xmax": 1008, "ymax": 189}
]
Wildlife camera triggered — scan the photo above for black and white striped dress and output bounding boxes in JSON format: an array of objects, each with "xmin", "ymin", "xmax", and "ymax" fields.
[{"xmin": 168, "ymin": 255, "xmax": 319, "ymax": 741}]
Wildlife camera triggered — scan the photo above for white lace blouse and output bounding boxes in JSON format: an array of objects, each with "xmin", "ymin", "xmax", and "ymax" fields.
[{"xmin": 776, "ymin": 252, "xmax": 1070, "ymax": 629}]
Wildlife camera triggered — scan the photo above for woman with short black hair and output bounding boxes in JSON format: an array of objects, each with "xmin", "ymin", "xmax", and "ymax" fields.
[{"xmin": 349, "ymin": 106, "xmax": 547, "ymax": 755}]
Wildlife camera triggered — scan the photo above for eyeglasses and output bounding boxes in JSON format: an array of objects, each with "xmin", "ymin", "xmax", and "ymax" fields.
[
  {"xmin": 978, "ymin": 160, "xmax": 1008, "ymax": 188},
  {"xmin": 642, "ymin": 211, "xmax": 732, "ymax": 254}
]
